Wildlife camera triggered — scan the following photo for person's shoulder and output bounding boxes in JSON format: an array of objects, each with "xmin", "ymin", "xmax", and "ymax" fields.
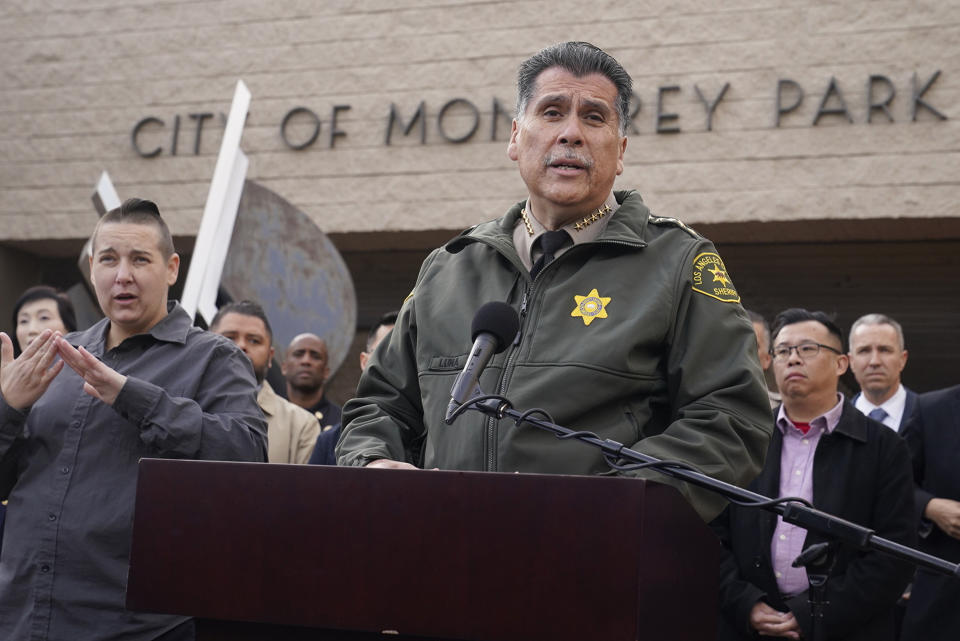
[
  {"xmin": 318, "ymin": 422, "xmax": 341, "ymax": 442},
  {"xmin": 646, "ymin": 214, "xmax": 702, "ymax": 241},
  {"xmin": 918, "ymin": 384, "xmax": 960, "ymax": 408},
  {"xmin": 444, "ymin": 207, "xmax": 517, "ymax": 255},
  {"xmin": 855, "ymin": 405, "xmax": 910, "ymax": 455},
  {"xmin": 281, "ymin": 393, "xmax": 319, "ymax": 426},
  {"xmin": 182, "ymin": 324, "xmax": 248, "ymax": 361},
  {"xmin": 184, "ymin": 323, "xmax": 228, "ymax": 347},
  {"xmin": 61, "ymin": 315, "xmax": 111, "ymax": 345},
  {"xmin": 838, "ymin": 401, "xmax": 886, "ymax": 439},
  {"xmin": 616, "ymin": 190, "xmax": 701, "ymax": 243},
  {"xmin": 266, "ymin": 388, "xmax": 318, "ymax": 432}
]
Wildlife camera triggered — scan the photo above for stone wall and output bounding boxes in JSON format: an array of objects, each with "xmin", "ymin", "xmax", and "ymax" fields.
[{"xmin": 1, "ymin": 0, "xmax": 957, "ymax": 248}]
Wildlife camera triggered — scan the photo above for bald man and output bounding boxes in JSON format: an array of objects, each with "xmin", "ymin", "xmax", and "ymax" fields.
[{"xmin": 282, "ymin": 333, "xmax": 340, "ymax": 432}]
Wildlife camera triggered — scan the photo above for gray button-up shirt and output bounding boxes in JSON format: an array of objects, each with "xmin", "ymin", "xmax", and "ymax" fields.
[{"xmin": 0, "ymin": 302, "xmax": 267, "ymax": 640}]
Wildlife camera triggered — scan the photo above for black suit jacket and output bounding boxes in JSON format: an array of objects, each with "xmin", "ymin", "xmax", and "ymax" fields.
[
  {"xmin": 900, "ymin": 385, "xmax": 960, "ymax": 641},
  {"xmin": 714, "ymin": 402, "xmax": 916, "ymax": 641}
]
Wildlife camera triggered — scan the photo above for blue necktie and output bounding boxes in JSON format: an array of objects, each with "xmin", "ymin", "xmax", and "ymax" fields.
[{"xmin": 868, "ymin": 407, "xmax": 888, "ymax": 423}]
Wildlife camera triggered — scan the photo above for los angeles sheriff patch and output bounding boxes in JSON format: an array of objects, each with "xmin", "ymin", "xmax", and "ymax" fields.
[{"xmin": 691, "ymin": 252, "xmax": 740, "ymax": 303}]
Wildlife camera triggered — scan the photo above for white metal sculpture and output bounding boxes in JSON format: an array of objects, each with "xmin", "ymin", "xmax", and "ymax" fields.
[{"xmin": 180, "ymin": 80, "xmax": 251, "ymax": 324}]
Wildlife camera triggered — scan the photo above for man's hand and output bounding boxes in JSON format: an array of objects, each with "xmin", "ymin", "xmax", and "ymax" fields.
[
  {"xmin": 925, "ymin": 498, "xmax": 960, "ymax": 540},
  {"xmin": 0, "ymin": 330, "xmax": 65, "ymax": 411},
  {"xmin": 55, "ymin": 338, "xmax": 127, "ymax": 406},
  {"xmin": 366, "ymin": 459, "xmax": 419, "ymax": 470},
  {"xmin": 750, "ymin": 601, "xmax": 801, "ymax": 639}
]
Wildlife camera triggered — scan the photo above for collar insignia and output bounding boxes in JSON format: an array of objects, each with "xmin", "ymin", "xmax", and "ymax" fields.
[
  {"xmin": 520, "ymin": 203, "xmax": 612, "ymax": 236},
  {"xmin": 571, "ymin": 288, "xmax": 611, "ymax": 326},
  {"xmin": 519, "ymin": 208, "xmax": 535, "ymax": 236},
  {"xmin": 573, "ymin": 204, "xmax": 612, "ymax": 232}
]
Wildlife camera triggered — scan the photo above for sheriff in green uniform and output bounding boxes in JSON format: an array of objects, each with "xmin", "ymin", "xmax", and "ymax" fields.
[{"xmin": 338, "ymin": 41, "xmax": 772, "ymax": 522}]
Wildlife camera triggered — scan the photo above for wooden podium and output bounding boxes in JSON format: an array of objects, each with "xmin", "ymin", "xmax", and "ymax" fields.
[{"xmin": 127, "ymin": 460, "xmax": 719, "ymax": 641}]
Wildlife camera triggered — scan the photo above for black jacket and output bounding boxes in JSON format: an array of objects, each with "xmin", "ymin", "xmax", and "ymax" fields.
[{"xmin": 713, "ymin": 401, "xmax": 915, "ymax": 641}]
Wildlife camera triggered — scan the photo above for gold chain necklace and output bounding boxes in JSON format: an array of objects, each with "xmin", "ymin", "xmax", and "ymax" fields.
[{"xmin": 520, "ymin": 204, "xmax": 613, "ymax": 236}]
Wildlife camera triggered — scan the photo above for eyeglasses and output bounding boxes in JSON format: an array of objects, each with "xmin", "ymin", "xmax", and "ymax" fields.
[{"xmin": 772, "ymin": 342, "xmax": 843, "ymax": 361}]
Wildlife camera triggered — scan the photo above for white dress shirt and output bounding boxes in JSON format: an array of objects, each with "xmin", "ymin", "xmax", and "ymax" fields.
[{"xmin": 854, "ymin": 383, "xmax": 907, "ymax": 431}]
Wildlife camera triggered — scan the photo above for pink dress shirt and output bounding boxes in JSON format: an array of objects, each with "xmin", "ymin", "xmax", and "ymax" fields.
[{"xmin": 771, "ymin": 395, "xmax": 845, "ymax": 597}]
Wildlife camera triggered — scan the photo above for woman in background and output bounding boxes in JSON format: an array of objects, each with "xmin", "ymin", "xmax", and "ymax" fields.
[
  {"xmin": 3, "ymin": 285, "xmax": 77, "ymax": 547},
  {"xmin": 12, "ymin": 285, "xmax": 77, "ymax": 355}
]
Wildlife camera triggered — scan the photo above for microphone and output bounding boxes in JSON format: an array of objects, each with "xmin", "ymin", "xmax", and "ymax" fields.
[{"xmin": 445, "ymin": 302, "xmax": 520, "ymax": 424}]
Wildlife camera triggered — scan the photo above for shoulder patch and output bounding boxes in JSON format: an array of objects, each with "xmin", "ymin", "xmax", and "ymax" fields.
[
  {"xmin": 691, "ymin": 252, "xmax": 740, "ymax": 303},
  {"xmin": 648, "ymin": 215, "xmax": 700, "ymax": 239}
]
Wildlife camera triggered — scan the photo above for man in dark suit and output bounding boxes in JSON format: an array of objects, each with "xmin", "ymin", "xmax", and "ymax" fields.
[
  {"xmin": 848, "ymin": 313, "xmax": 917, "ymax": 432},
  {"xmin": 715, "ymin": 308, "xmax": 915, "ymax": 641},
  {"xmin": 847, "ymin": 313, "xmax": 918, "ymax": 636},
  {"xmin": 900, "ymin": 384, "xmax": 960, "ymax": 641}
]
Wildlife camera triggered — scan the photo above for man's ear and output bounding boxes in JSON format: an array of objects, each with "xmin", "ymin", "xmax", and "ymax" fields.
[
  {"xmin": 836, "ymin": 354, "xmax": 850, "ymax": 377},
  {"xmin": 616, "ymin": 135, "xmax": 627, "ymax": 175},
  {"xmin": 507, "ymin": 119, "xmax": 520, "ymax": 161},
  {"xmin": 166, "ymin": 253, "xmax": 181, "ymax": 286},
  {"xmin": 759, "ymin": 351, "xmax": 772, "ymax": 371}
]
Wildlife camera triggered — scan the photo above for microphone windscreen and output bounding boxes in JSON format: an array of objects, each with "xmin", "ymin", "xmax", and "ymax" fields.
[{"xmin": 471, "ymin": 302, "xmax": 520, "ymax": 352}]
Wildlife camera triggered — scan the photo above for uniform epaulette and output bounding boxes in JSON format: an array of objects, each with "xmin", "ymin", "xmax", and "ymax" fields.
[{"xmin": 647, "ymin": 215, "xmax": 701, "ymax": 239}]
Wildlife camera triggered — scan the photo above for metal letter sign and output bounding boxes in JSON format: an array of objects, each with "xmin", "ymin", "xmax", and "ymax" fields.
[{"xmin": 180, "ymin": 80, "xmax": 251, "ymax": 324}]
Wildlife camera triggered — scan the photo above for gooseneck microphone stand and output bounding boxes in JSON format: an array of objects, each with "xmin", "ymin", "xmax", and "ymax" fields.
[{"xmin": 447, "ymin": 393, "xmax": 960, "ymax": 589}]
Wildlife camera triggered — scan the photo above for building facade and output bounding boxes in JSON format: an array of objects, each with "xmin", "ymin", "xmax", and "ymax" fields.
[{"xmin": 2, "ymin": 0, "xmax": 958, "ymax": 400}]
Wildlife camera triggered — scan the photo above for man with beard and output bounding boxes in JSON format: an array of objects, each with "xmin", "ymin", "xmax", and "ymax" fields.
[
  {"xmin": 211, "ymin": 301, "xmax": 319, "ymax": 464},
  {"xmin": 282, "ymin": 333, "xmax": 341, "ymax": 433}
]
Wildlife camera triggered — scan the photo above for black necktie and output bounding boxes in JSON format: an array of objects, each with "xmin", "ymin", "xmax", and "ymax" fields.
[{"xmin": 530, "ymin": 230, "xmax": 570, "ymax": 279}]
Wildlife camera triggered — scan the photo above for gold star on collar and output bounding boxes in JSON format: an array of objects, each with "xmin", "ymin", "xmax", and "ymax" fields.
[
  {"xmin": 522, "ymin": 204, "xmax": 613, "ymax": 235},
  {"xmin": 574, "ymin": 204, "xmax": 612, "ymax": 232},
  {"xmin": 571, "ymin": 288, "xmax": 611, "ymax": 326},
  {"xmin": 519, "ymin": 208, "xmax": 535, "ymax": 236}
]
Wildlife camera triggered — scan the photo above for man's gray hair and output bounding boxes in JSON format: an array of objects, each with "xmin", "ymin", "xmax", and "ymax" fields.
[
  {"xmin": 849, "ymin": 313, "xmax": 906, "ymax": 351},
  {"xmin": 516, "ymin": 41, "xmax": 633, "ymax": 135}
]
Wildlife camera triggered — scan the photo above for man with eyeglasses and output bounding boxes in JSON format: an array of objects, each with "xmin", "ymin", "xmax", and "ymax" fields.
[{"xmin": 714, "ymin": 308, "xmax": 915, "ymax": 641}]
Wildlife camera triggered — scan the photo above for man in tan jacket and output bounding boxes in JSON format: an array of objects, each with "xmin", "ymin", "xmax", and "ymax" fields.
[{"xmin": 211, "ymin": 300, "xmax": 319, "ymax": 464}]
